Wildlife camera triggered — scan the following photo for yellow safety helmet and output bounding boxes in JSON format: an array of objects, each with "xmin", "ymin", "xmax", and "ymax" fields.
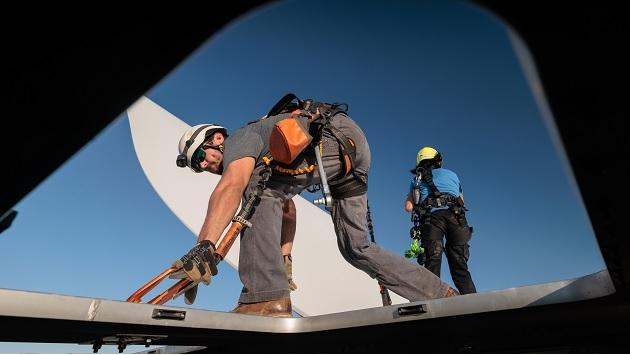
[{"xmin": 416, "ymin": 147, "xmax": 441, "ymax": 166}]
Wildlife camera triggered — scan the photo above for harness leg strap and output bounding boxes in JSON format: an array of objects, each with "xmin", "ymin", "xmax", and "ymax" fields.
[{"xmin": 330, "ymin": 173, "xmax": 367, "ymax": 199}]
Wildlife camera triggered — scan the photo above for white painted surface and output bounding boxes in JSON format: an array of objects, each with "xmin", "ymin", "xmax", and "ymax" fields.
[{"xmin": 127, "ymin": 96, "xmax": 407, "ymax": 316}]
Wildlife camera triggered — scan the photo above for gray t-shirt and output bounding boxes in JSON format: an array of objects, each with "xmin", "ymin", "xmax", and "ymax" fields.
[{"xmin": 222, "ymin": 113, "xmax": 290, "ymax": 169}]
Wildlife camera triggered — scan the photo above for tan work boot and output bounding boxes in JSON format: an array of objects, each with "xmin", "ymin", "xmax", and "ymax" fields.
[
  {"xmin": 231, "ymin": 298, "xmax": 292, "ymax": 317},
  {"xmin": 284, "ymin": 254, "xmax": 298, "ymax": 291},
  {"xmin": 444, "ymin": 287, "xmax": 460, "ymax": 298}
]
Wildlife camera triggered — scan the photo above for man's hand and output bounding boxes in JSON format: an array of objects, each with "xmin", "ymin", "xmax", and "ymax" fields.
[{"xmin": 170, "ymin": 240, "xmax": 218, "ymax": 304}]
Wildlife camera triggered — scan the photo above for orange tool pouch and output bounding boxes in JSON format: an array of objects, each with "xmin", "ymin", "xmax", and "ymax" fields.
[{"xmin": 269, "ymin": 110, "xmax": 314, "ymax": 165}]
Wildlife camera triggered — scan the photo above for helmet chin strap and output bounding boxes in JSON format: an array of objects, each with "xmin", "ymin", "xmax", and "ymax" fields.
[
  {"xmin": 203, "ymin": 143, "xmax": 225, "ymax": 174},
  {"xmin": 204, "ymin": 143, "xmax": 224, "ymax": 153}
]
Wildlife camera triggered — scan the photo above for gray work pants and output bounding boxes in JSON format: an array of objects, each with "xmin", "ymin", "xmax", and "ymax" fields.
[{"xmin": 237, "ymin": 114, "xmax": 451, "ymax": 303}]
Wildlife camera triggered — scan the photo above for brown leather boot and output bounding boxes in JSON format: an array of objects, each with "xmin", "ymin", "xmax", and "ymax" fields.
[
  {"xmin": 231, "ymin": 298, "xmax": 292, "ymax": 317},
  {"xmin": 444, "ymin": 287, "xmax": 460, "ymax": 298}
]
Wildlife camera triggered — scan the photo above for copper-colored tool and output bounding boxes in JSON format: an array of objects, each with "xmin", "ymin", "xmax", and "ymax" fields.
[
  {"xmin": 127, "ymin": 266, "xmax": 180, "ymax": 304},
  {"xmin": 126, "ymin": 218, "xmax": 249, "ymax": 305},
  {"xmin": 127, "ymin": 164, "xmax": 266, "ymax": 305}
]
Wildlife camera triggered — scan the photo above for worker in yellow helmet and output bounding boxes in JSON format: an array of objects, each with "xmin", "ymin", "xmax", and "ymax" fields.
[{"xmin": 404, "ymin": 147, "xmax": 476, "ymax": 294}]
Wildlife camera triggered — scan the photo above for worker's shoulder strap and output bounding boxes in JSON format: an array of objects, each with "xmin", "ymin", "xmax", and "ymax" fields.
[
  {"xmin": 319, "ymin": 112, "xmax": 356, "ymax": 178},
  {"xmin": 265, "ymin": 93, "xmax": 300, "ymax": 118},
  {"xmin": 265, "ymin": 92, "xmax": 349, "ymax": 129},
  {"xmin": 420, "ymin": 167, "xmax": 440, "ymax": 197},
  {"xmin": 418, "ymin": 167, "xmax": 466, "ymax": 211},
  {"xmin": 304, "ymin": 101, "xmax": 355, "ymax": 178}
]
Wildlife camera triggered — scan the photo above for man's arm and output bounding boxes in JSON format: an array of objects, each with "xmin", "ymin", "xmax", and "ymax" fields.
[
  {"xmin": 404, "ymin": 192, "xmax": 414, "ymax": 212},
  {"xmin": 197, "ymin": 157, "xmax": 256, "ymax": 244}
]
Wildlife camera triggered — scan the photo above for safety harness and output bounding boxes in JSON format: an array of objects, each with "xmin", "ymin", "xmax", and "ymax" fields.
[
  {"xmin": 412, "ymin": 166, "xmax": 468, "ymax": 226},
  {"xmin": 263, "ymin": 94, "xmax": 389, "ymax": 305},
  {"xmin": 262, "ymin": 93, "xmax": 367, "ymax": 208}
]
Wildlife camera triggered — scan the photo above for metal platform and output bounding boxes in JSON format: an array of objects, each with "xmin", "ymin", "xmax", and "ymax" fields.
[{"xmin": 0, "ymin": 270, "xmax": 615, "ymax": 352}]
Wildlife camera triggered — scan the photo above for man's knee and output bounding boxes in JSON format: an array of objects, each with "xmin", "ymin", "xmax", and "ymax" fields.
[{"xmin": 341, "ymin": 233, "xmax": 371, "ymax": 258}]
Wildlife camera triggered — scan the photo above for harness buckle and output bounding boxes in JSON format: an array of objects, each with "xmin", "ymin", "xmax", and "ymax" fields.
[{"xmin": 232, "ymin": 215, "xmax": 252, "ymax": 228}]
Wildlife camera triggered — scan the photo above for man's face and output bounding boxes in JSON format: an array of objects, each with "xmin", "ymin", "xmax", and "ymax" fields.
[{"xmin": 198, "ymin": 131, "xmax": 225, "ymax": 174}]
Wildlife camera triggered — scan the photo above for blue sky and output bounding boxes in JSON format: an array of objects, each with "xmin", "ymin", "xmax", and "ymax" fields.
[{"xmin": 0, "ymin": 0, "xmax": 605, "ymax": 353}]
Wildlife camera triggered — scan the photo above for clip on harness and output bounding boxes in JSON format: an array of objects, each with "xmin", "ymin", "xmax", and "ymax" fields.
[
  {"xmin": 127, "ymin": 165, "xmax": 272, "ymax": 305},
  {"xmin": 410, "ymin": 171, "xmax": 423, "ymax": 239},
  {"xmin": 404, "ymin": 172, "xmax": 426, "ymax": 264}
]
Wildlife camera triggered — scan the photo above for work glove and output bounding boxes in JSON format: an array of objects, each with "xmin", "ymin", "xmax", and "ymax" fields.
[
  {"xmin": 284, "ymin": 254, "xmax": 298, "ymax": 291},
  {"xmin": 170, "ymin": 240, "xmax": 218, "ymax": 305}
]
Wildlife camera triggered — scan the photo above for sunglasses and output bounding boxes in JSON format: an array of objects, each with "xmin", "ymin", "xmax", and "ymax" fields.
[
  {"xmin": 191, "ymin": 148, "xmax": 206, "ymax": 170},
  {"xmin": 191, "ymin": 140, "xmax": 225, "ymax": 170}
]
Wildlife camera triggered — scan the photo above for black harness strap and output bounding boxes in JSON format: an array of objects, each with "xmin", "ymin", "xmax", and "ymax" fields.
[
  {"xmin": 329, "ymin": 176, "xmax": 366, "ymax": 199},
  {"xmin": 423, "ymin": 180, "xmax": 465, "ymax": 210},
  {"xmin": 424, "ymin": 194, "xmax": 462, "ymax": 209},
  {"xmin": 421, "ymin": 168, "xmax": 440, "ymax": 198},
  {"xmin": 417, "ymin": 167, "xmax": 468, "ymax": 226},
  {"xmin": 326, "ymin": 124, "xmax": 356, "ymax": 178},
  {"xmin": 266, "ymin": 93, "xmax": 300, "ymax": 118}
]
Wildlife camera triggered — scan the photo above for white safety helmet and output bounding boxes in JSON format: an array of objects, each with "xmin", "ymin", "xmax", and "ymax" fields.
[{"xmin": 176, "ymin": 124, "xmax": 228, "ymax": 173}]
